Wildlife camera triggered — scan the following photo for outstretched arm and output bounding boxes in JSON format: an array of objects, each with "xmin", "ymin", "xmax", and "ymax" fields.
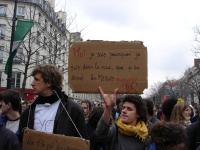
[{"xmin": 99, "ymin": 86, "xmax": 118, "ymax": 125}]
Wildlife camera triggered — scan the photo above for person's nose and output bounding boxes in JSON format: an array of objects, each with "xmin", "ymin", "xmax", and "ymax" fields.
[{"xmin": 121, "ymin": 108, "xmax": 127, "ymax": 114}]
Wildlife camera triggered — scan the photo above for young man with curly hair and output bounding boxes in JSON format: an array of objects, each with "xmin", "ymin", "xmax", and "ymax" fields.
[
  {"xmin": 18, "ymin": 64, "xmax": 86, "ymax": 141},
  {"xmin": 94, "ymin": 87, "xmax": 148, "ymax": 150}
]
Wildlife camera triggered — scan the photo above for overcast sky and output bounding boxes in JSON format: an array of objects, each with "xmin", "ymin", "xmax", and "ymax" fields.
[{"xmin": 56, "ymin": 0, "xmax": 200, "ymax": 96}]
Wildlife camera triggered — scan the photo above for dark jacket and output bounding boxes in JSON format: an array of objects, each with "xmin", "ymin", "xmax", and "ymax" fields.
[
  {"xmin": 18, "ymin": 93, "xmax": 86, "ymax": 142},
  {"xmin": 187, "ymin": 118, "xmax": 200, "ymax": 150},
  {"xmin": 0, "ymin": 125, "xmax": 20, "ymax": 150},
  {"xmin": 0, "ymin": 115, "xmax": 7, "ymax": 126},
  {"xmin": 95, "ymin": 118, "xmax": 146, "ymax": 150}
]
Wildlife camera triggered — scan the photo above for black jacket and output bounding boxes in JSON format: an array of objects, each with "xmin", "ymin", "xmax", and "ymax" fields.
[
  {"xmin": 187, "ymin": 118, "xmax": 200, "ymax": 150},
  {"xmin": 18, "ymin": 93, "xmax": 86, "ymax": 142},
  {"xmin": 0, "ymin": 125, "xmax": 20, "ymax": 150}
]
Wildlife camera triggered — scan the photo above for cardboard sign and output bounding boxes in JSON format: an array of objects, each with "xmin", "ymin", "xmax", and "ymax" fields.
[
  {"xmin": 68, "ymin": 40, "xmax": 148, "ymax": 94},
  {"xmin": 22, "ymin": 129, "xmax": 90, "ymax": 150}
]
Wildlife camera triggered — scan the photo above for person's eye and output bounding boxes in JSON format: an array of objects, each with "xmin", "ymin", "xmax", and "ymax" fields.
[{"xmin": 127, "ymin": 108, "xmax": 133, "ymax": 111}]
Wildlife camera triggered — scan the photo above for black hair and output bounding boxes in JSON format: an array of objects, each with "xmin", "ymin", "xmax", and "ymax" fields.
[
  {"xmin": 123, "ymin": 95, "xmax": 147, "ymax": 122},
  {"xmin": 161, "ymin": 98, "xmax": 177, "ymax": 121},
  {"xmin": 81, "ymin": 100, "xmax": 92, "ymax": 111},
  {"xmin": 145, "ymin": 98, "xmax": 154, "ymax": 116},
  {"xmin": 88, "ymin": 107, "xmax": 104, "ymax": 128},
  {"xmin": 0, "ymin": 90, "xmax": 22, "ymax": 114},
  {"xmin": 150, "ymin": 122, "xmax": 188, "ymax": 150}
]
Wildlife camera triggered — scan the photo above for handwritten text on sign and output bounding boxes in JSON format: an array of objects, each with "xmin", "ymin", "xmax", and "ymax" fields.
[{"xmin": 68, "ymin": 41, "xmax": 148, "ymax": 94}]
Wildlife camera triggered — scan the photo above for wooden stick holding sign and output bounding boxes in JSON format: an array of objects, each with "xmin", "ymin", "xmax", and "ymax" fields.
[{"xmin": 22, "ymin": 128, "xmax": 90, "ymax": 150}]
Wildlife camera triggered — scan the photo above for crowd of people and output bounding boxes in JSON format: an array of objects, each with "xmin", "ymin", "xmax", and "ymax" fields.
[{"xmin": 0, "ymin": 64, "xmax": 200, "ymax": 150}]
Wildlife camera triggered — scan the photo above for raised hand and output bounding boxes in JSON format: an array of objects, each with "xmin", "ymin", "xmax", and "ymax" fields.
[
  {"xmin": 98, "ymin": 86, "xmax": 118, "ymax": 124},
  {"xmin": 99, "ymin": 86, "xmax": 118, "ymax": 110}
]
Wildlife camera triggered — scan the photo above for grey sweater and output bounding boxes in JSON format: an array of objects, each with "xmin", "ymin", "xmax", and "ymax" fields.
[{"xmin": 95, "ymin": 118, "xmax": 146, "ymax": 150}]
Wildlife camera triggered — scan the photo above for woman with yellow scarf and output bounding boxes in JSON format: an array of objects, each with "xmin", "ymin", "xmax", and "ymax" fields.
[{"xmin": 94, "ymin": 87, "xmax": 148, "ymax": 150}]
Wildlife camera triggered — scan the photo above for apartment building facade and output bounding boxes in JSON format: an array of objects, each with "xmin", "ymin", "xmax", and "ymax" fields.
[{"xmin": 0, "ymin": 0, "xmax": 72, "ymax": 100}]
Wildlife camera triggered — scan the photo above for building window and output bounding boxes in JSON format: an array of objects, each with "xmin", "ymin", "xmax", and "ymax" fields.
[
  {"xmin": 36, "ymin": 51, "xmax": 39, "ymax": 64},
  {"xmin": 43, "ymin": 36, "xmax": 46, "ymax": 48},
  {"xmin": 42, "ymin": 56, "xmax": 46, "ymax": 64},
  {"xmin": 38, "ymin": 13, "xmax": 41, "ymax": 24},
  {"xmin": 62, "ymin": 53, "xmax": 65, "ymax": 62},
  {"xmin": 17, "ymin": 6, "xmax": 25, "ymax": 17},
  {"xmin": 16, "ymin": 72, "xmax": 21, "ymax": 88},
  {"xmin": 0, "ymin": 5, "xmax": 7, "ymax": 16},
  {"xmin": 36, "ymin": 0, "xmax": 43, "ymax": 6},
  {"xmin": 50, "ymin": 24, "xmax": 53, "ymax": 34},
  {"xmin": 58, "ymin": 49, "xmax": 61, "ymax": 60},
  {"xmin": 11, "ymin": 72, "xmax": 21, "ymax": 88},
  {"xmin": 0, "ymin": 46, "xmax": 4, "ymax": 63},
  {"xmin": 44, "ymin": 19, "xmax": 47, "ymax": 30},
  {"xmin": 0, "ymin": 24, "xmax": 6, "ymax": 39},
  {"xmin": 13, "ymin": 48, "xmax": 23, "ymax": 64}
]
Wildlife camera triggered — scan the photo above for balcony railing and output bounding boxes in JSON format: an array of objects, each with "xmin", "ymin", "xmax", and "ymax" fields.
[{"xmin": 16, "ymin": 0, "xmax": 67, "ymax": 33}]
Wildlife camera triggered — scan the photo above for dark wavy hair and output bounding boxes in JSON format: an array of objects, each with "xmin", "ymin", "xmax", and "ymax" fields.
[
  {"xmin": 0, "ymin": 90, "xmax": 22, "ymax": 114},
  {"xmin": 122, "ymin": 95, "xmax": 147, "ymax": 122},
  {"xmin": 31, "ymin": 64, "xmax": 63, "ymax": 90},
  {"xmin": 150, "ymin": 122, "xmax": 188, "ymax": 150}
]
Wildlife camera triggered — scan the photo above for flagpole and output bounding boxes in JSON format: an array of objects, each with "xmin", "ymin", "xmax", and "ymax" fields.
[{"xmin": 7, "ymin": 0, "xmax": 18, "ymax": 89}]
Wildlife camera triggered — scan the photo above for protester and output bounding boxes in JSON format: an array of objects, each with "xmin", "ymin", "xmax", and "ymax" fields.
[
  {"xmin": 190, "ymin": 104, "xmax": 200, "ymax": 123},
  {"xmin": 187, "ymin": 116, "xmax": 200, "ymax": 150},
  {"xmin": 148, "ymin": 122, "xmax": 188, "ymax": 150},
  {"xmin": 161, "ymin": 97, "xmax": 177, "ymax": 121},
  {"xmin": 112, "ymin": 95, "xmax": 124, "ymax": 121},
  {"xmin": 18, "ymin": 64, "xmax": 86, "ymax": 142},
  {"xmin": 80, "ymin": 100, "xmax": 92, "ymax": 123},
  {"xmin": 170, "ymin": 103, "xmax": 191, "ymax": 128},
  {"xmin": 144, "ymin": 98, "xmax": 160, "ymax": 130},
  {"xmin": 94, "ymin": 87, "xmax": 148, "ymax": 150},
  {"xmin": 86, "ymin": 106, "xmax": 106, "ymax": 150},
  {"xmin": 0, "ymin": 90, "xmax": 21, "ymax": 133}
]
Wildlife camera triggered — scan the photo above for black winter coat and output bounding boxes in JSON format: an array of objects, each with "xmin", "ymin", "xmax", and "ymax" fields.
[
  {"xmin": 187, "ymin": 118, "xmax": 200, "ymax": 150},
  {"xmin": 18, "ymin": 94, "xmax": 86, "ymax": 142}
]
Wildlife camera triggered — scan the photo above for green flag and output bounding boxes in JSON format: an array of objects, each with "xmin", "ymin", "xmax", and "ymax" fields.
[{"xmin": 5, "ymin": 20, "xmax": 34, "ymax": 74}]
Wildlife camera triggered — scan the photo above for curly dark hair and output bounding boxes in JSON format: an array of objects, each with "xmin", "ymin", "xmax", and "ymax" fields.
[
  {"xmin": 150, "ymin": 122, "xmax": 188, "ymax": 150},
  {"xmin": 122, "ymin": 95, "xmax": 147, "ymax": 122},
  {"xmin": 31, "ymin": 64, "xmax": 63, "ymax": 90}
]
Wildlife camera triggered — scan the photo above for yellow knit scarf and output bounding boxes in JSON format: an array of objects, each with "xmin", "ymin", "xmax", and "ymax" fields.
[{"xmin": 116, "ymin": 118, "xmax": 148, "ymax": 142}]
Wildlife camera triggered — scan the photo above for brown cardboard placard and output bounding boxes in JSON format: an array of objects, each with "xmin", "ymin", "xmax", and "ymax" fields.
[
  {"xmin": 68, "ymin": 40, "xmax": 148, "ymax": 94},
  {"xmin": 22, "ymin": 129, "xmax": 90, "ymax": 150}
]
